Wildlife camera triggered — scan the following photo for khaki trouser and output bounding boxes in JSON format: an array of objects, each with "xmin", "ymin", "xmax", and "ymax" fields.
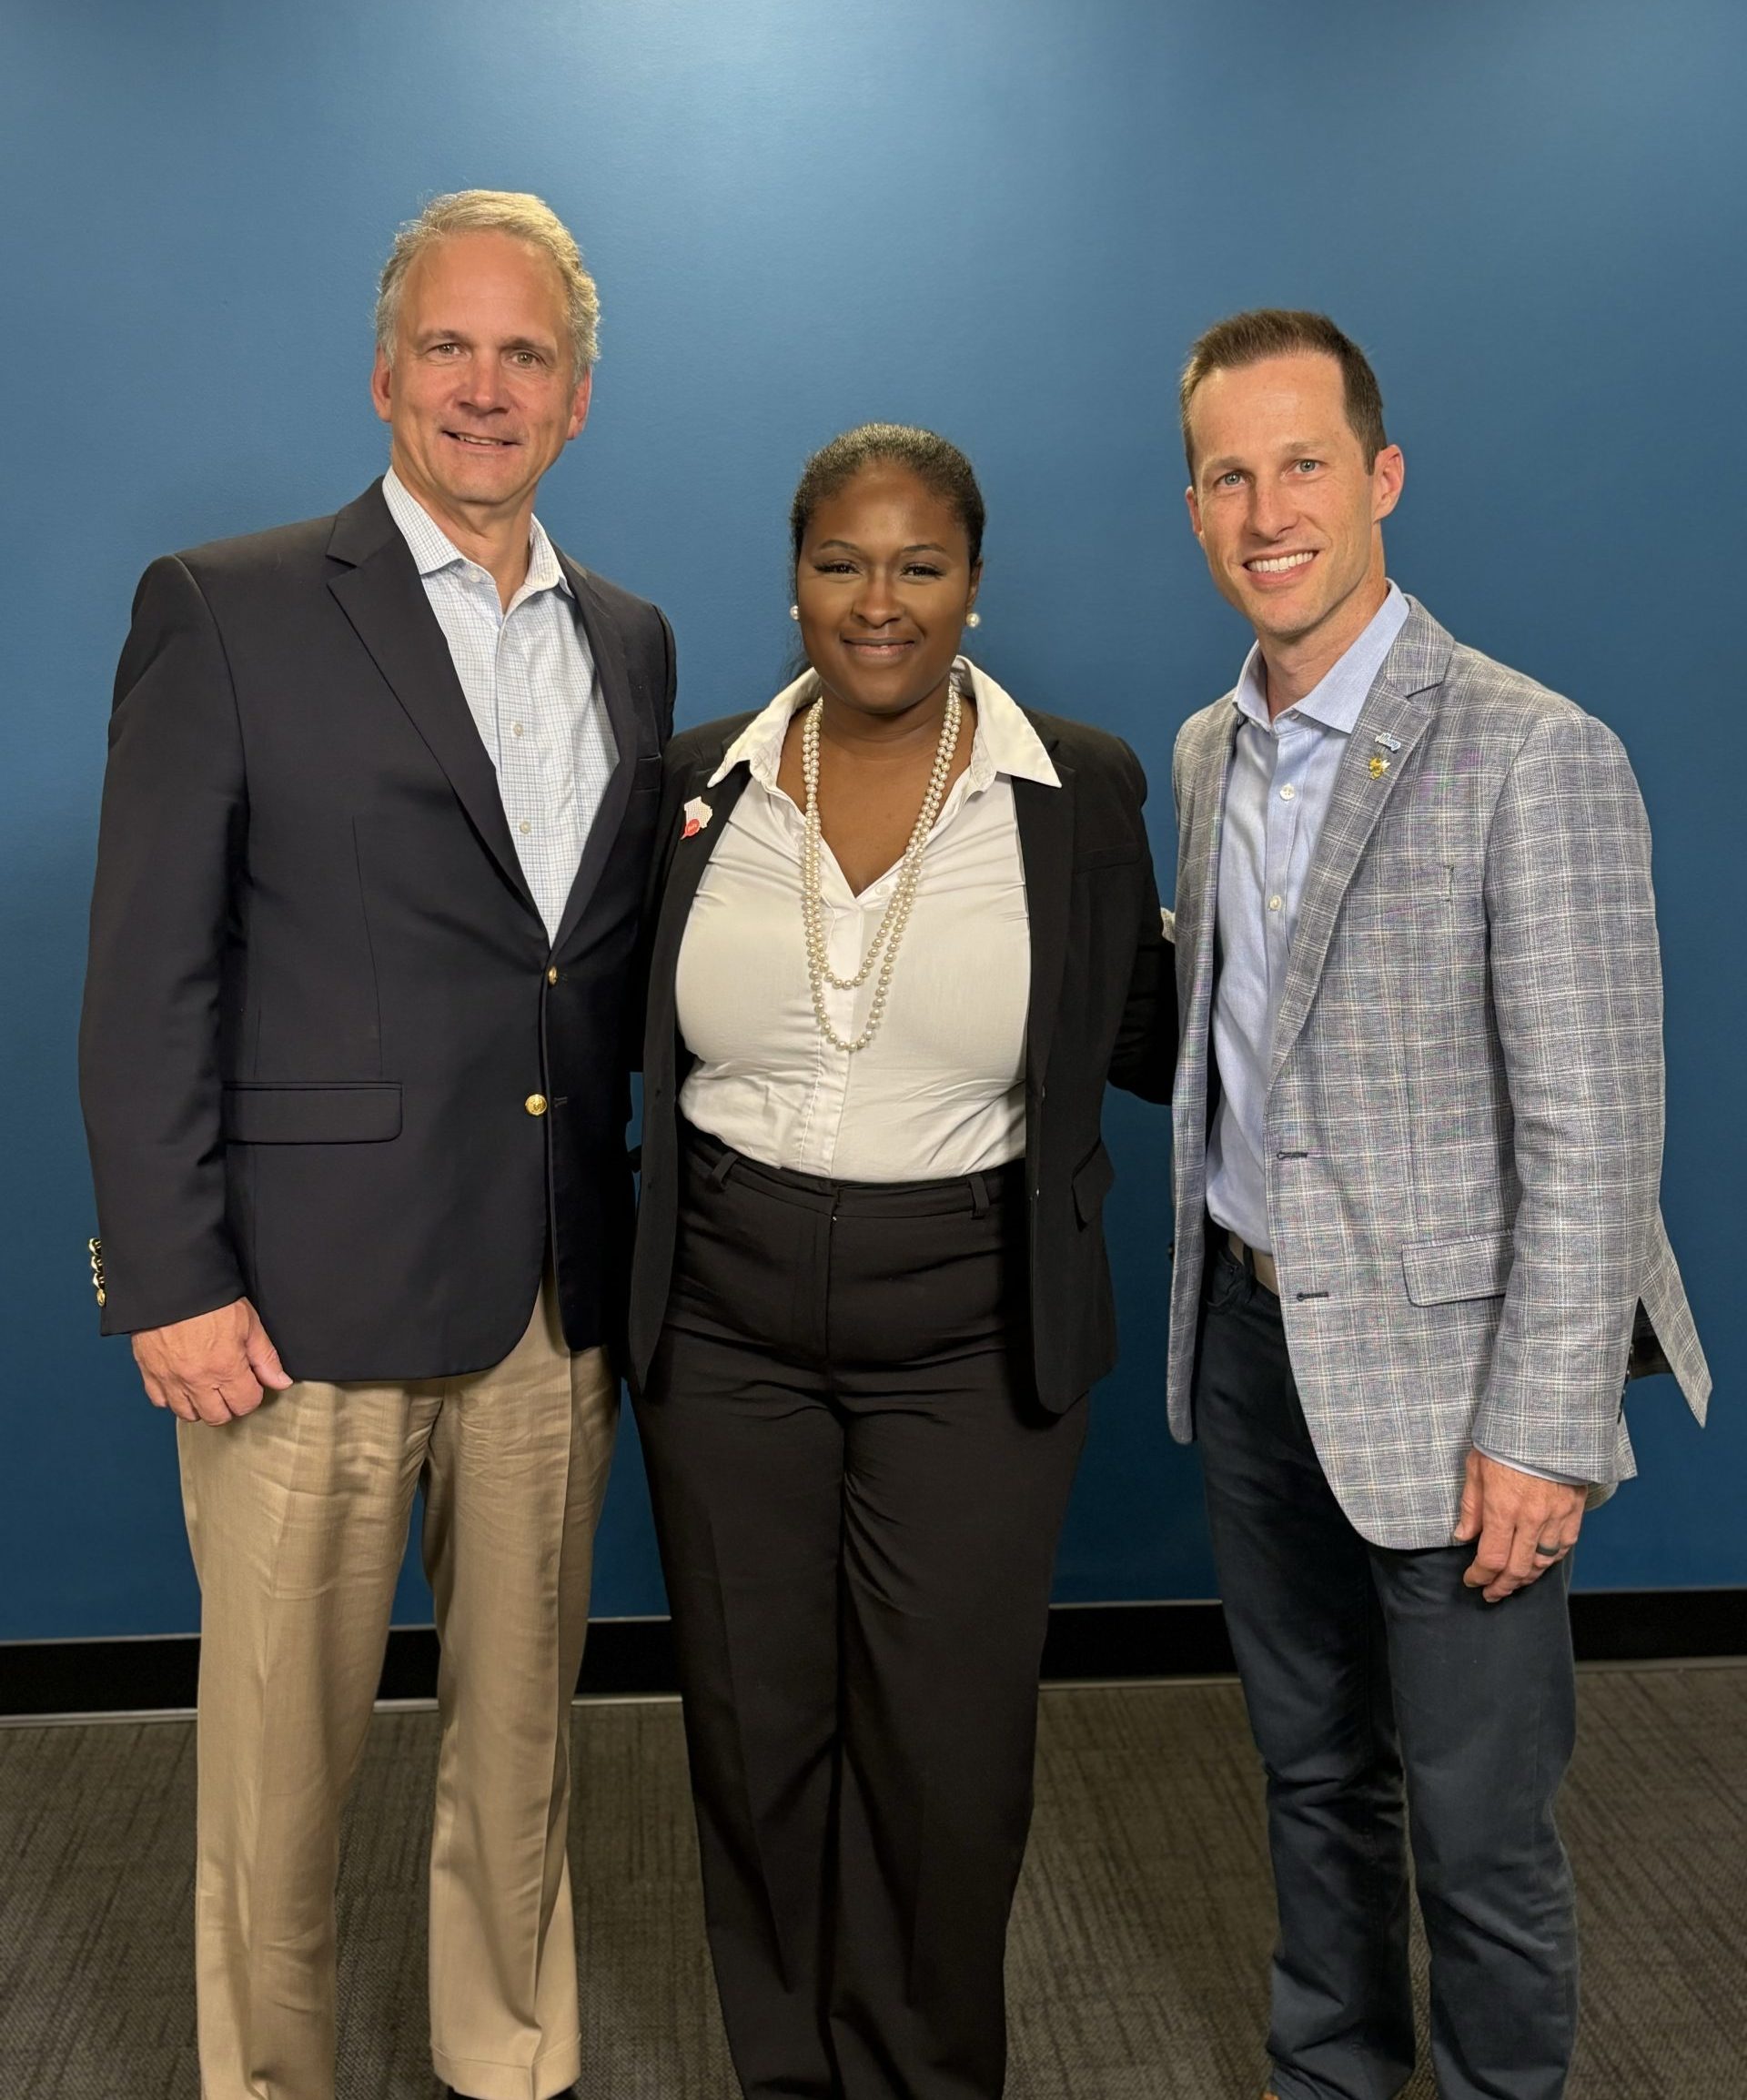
[{"xmin": 177, "ymin": 1277, "xmax": 618, "ymax": 2100}]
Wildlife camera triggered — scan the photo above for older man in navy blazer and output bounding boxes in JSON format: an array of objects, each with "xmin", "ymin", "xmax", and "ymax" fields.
[{"xmin": 79, "ymin": 192, "xmax": 672, "ymax": 2100}]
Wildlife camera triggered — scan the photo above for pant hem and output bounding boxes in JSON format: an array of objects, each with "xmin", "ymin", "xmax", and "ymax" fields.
[
  {"xmin": 430, "ymin": 2033, "xmax": 581, "ymax": 2100},
  {"xmin": 1267, "ymin": 2066, "xmax": 1409, "ymax": 2100}
]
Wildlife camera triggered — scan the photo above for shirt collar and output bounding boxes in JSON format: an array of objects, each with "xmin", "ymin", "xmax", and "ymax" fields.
[
  {"xmin": 1232, "ymin": 580, "xmax": 1410, "ymax": 736},
  {"xmin": 708, "ymin": 656, "xmax": 1061, "ymax": 792},
  {"xmin": 382, "ymin": 465, "xmax": 571, "ymax": 601}
]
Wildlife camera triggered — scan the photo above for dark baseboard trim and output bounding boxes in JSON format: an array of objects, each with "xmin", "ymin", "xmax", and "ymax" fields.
[
  {"xmin": 1039, "ymin": 1588, "xmax": 1747, "ymax": 1681},
  {"xmin": 0, "ymin": 1617, "xmax": 682, "ymax": 1721},
  {"xmin": 2, "ymin": 1590, "xmax": 1742, "ymax": 1720}
]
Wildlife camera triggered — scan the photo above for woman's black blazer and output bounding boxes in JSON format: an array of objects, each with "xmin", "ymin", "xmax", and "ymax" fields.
[{"xmin": 627, "ymin": 706, "xmax": 1176, "ymax": 1411}]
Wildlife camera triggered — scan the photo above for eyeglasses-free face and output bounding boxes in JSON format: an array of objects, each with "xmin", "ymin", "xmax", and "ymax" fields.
[
  {"xmin": 1185, "ymin": 349, "xmax": 1403, "ymax": 698},
  {"xmin": 795, "ymin": 462, "xmax": 981, "ymax": 726},
  {"xmin": 371, "ymin": 228, "xmax": 590, "ymax": 540}
]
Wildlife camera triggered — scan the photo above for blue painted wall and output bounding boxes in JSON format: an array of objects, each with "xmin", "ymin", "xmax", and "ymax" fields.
[{"xmin": 1, "ymin": 0, "xmax": 1737, "ymax": 1640}]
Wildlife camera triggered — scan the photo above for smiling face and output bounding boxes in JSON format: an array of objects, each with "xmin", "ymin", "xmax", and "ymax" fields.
[
  {"xmin": 794, "ymin": 461, "xmax": 981, "ymax": 721},
  {"xmin": 370, "ymin": 228, "xmax": 590, "ymax": 534},
  {"xmin": 1185, "ymin": 350, "xmax": 1404, "ymax": 677}
]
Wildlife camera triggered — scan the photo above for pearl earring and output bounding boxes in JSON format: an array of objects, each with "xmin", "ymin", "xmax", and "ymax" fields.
[
  {"xmin": 789, "ymin": 605, "xmax": 800, "ymax": 621},
  {"xmin": 965, "ymin": 611, "xmax": 982, "ymax": 629}
]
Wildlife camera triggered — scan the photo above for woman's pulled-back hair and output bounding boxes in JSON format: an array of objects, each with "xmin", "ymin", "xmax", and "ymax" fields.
[{"xmin": 790, "ymin": 424, "xmax": 985, "ymax": 570}]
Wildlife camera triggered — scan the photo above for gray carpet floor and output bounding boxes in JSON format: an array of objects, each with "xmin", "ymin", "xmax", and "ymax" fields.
[{"xmin": 2, "ymin": 1666, "xmax": 1742, "ymax": 2097}]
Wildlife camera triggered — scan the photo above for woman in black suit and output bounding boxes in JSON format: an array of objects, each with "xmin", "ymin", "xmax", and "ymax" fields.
[{"xmin": 628, "ymin": 425, "xmax": 1174, "ymax": 2100}]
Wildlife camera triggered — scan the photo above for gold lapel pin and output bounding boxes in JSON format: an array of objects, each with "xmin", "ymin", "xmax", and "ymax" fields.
[{"xmin": 1368, "ymin": 754, "xmax": 1389, "ymax": 779}]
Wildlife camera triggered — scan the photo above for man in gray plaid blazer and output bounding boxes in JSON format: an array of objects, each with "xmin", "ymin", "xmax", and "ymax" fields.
[{"xmin": 1166, "ymin": 311, "xmax": 1708, "ymax": 2100}]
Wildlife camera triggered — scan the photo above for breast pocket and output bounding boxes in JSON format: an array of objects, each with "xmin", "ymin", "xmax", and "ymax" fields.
[{"xmin": 1343, "ymin": 853, "xmax": 1485, "ymax": 934}]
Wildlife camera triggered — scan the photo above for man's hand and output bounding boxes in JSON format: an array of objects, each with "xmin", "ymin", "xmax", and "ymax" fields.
[
  {"xmin": 1452, "ymin": 1449, "xmax": 1585, "ymax": 1603},
  {"xmin": 132, "ymin": 1299, "xmax": 293, "ymax": 1425}
]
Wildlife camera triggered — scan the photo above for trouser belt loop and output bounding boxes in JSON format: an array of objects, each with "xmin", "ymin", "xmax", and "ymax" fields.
[
  {"xmin": 967, "ymin": 1173, "xmax": 991, "ymax": 1219},
  {"xmin": 709, "ymin": 1146, "xmax": 738, "ymax": 1188}
]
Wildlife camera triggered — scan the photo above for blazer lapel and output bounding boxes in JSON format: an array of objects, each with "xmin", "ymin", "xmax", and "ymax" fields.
[
  {"xmin": 551, "ymin": 558, "xmax": 641, "ymax": 953},
  {"xmin": 1267, "ymin": 610, "xmax": 1451, "ymax": 1083},
  {"xmin": 1014, "ymin": 745, "xmax": 1075, "ymax": 1095},
  {"xmin": 645, "ymin": 754, "xmax": 754, "ymax": 1071},
  {"xmin": 1169, "ymin": 701, "xmax": 1239, "ymax": 1198},
  {"xmin": 1182, "ymin": 705, "xmax": 1238, "ymax": 1028},
  {"xmin": 327, "ymin": 483, "xmax": 538, "ymax": 919}
]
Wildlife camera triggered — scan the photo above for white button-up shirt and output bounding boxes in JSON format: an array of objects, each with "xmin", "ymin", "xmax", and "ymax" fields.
[
  {"xmin": 676, "ymin": 660, "xmax": 1059, "ymax": 1182},
  {"xmin": 382, "ymin": 467, "xmax": 617, "ymax": 939}
]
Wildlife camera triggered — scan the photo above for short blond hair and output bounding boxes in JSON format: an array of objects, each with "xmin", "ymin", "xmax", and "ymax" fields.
[{"xmin": 375, "ymin": 190, "xmax": 600, "ymax": 374}]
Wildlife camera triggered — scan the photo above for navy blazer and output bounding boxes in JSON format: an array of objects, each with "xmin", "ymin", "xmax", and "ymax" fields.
[
  {"xmin": 627, "ymin": 704, "xmax": 1176, "ymax": 1411},
  {"xmin": 80, "ymin": 480, "xmax": 674, "ymax": 1380}
]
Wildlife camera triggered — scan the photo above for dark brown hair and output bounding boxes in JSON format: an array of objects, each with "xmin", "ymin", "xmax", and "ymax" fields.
[
  {"xmin": 1178, "ymin": 309, "xmax": 1387, "ymax": 475},
  {"xmin": 790, "ymin": 423, "xmax": 985, "ymax": 569}
]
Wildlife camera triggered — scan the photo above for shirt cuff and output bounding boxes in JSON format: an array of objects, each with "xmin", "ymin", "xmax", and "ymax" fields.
[{"xmin": 1473, "ymin": 1440, "xmax": 1590, "ymax": 1489}]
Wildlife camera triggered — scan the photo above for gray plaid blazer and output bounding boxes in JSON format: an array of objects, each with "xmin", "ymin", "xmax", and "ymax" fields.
[{"xmin": 1167, "ymin": 599, "xmax": 1710, "ymax": 1549}]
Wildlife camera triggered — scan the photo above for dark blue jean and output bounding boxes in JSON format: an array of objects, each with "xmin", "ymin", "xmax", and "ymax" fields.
[{"xmin": 1196, "ymin": 1239, "xmax": 1579, "ymax": 2100}]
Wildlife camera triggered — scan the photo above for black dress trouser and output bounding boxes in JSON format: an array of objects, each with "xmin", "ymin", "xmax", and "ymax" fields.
[
  {"xmin": 1195, "ymin": 1238, "xmax": 1580, "ymax": 2100},
  {"xmin": 633, "ymin": 1132, "xmax": 1088, "ymax": 2100}
]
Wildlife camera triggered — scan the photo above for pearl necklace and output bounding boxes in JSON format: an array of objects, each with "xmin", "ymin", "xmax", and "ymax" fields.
[{"xmin": 800, "ymin": 676, "xmax": 964, "ymax": 1055}]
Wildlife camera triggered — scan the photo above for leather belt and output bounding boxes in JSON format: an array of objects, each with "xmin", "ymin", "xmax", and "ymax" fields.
[{"xmin": 1227, "ymin": 1229, "xmax": 1280, "ymax": 1296}]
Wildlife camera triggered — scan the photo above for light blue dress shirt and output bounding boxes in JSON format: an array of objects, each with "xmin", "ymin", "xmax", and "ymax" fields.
[
  {"xmin": 382, "ymin": 467, "xmax": 617, "ymax": 941},
  {"xmin": 1206, "ymin": 582, "xmax": 1410, "ymax": 1254}
]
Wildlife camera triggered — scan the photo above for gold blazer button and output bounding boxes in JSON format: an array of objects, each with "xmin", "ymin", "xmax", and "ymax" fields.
[
  {"xmin": 546, "ymin": 966, "xmax": 560, "ymax": 985},
  {"xmin": 524, "ymin": 1093, "xmax": 549, "ymax": 1117}
]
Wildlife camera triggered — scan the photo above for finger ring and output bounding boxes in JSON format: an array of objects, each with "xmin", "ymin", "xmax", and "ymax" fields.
[{"xmin": 1533, "ymin": 1540, "xmax": 1563, "ymax": 1559}]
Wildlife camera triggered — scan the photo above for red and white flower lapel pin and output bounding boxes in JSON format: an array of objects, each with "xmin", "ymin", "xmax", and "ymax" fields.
[{"xmin": 682, "ymin": 796, "xmax": 713, "ymax": 841}]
